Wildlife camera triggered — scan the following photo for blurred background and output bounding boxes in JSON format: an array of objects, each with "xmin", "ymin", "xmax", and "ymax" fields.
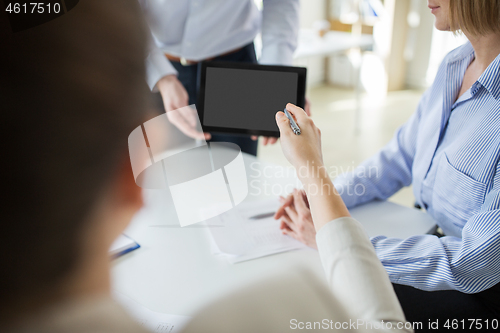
[{"xmin": 255, "ymin": 0, "xmax": 467, "ymax": 207}]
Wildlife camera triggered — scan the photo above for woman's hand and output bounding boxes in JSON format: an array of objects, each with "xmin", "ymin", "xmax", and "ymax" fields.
[
  {"xmin": 251, "ymin": 100, "xmax": 312, "ymax": 147},
  {"xmin": 276, "ymin": 103, "xmax": 323, "ymax": 173},
  {"xmin": 276, "ymin": 103, "xmax": 350, "ymax": 232},
  {"xmin": 276, "ymin": 189, "xmax": 317, "ymax": 249}
]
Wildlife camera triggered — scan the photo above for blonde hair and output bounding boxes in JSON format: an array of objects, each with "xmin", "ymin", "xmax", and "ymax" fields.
[{"xmin": 449, "ymin": 0, "xmax": 500, "ymax": 36}]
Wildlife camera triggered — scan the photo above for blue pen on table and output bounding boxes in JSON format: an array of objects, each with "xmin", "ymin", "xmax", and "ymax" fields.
[{"xmin": 284, "ymin": 108, "xmax": 301, "ymax": 135}]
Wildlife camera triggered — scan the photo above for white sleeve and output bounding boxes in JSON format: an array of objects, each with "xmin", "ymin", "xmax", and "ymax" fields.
[
  {"xmin": 146, "ymin": 38, "xmax": 178, "ymax": 92},
  {"xmin": 138, "ymin": 0, "xmax": 177, "ymax": 91},
  {"xmin": 260, "ymin": 0, "xmax": 300, "ymax": 65},
  {"xmin": 316, "ymin": 217, "xmax": 413, "ymax": 332}
]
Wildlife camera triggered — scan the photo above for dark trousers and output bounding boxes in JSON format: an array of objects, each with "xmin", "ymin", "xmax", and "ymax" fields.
[
  {"xmin": 393, "ymin": 283, "xmax": 500, "ymax": 332},
  {"xmin": 170, "ymin": 43, "xmax": 258, "ymax": 156}
]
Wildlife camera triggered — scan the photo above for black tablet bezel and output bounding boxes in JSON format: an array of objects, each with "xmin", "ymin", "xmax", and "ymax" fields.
[{"xmin": 197, "ymin": 61, "xmax": 307, "ymax": 138}]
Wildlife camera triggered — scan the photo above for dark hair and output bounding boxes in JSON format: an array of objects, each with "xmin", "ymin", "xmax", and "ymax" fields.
[{"xmin": 1, "ymin": 0, "xmax": 148, "ymax": 323}]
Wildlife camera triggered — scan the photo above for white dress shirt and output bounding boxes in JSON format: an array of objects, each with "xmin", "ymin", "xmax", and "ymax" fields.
[
  {"xmin": 6, "ymin": 217, "xmax": 411, "ymax": 333},
  {"xmin": 140, "ymin": 0, "xmax": 300, "ymax": 90}
]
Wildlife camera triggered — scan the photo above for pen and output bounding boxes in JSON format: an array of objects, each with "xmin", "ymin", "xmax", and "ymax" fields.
[
  {"xmin": 249, "ymin": 212, "xmax": 275, "ymax": 220},
  {"xmin": 284, "ymin": 108, "xmax": 301, "ymax": 135}
]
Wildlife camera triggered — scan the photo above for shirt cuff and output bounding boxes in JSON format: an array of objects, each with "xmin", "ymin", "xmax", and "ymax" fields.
[
  {"xmin": 146, "ymin": 50, "xmax": 178, "ymax": 92},
  {"xmin": 259, "ymin": 43, "xmax": 295, "ymax": 66},
  {"xmin": 316, "ymin": 217, "xmax": 370, "ymax": 255},
  {"xmin": 315, "ymin": 217, "xmax": 409, "ymax": 328}
]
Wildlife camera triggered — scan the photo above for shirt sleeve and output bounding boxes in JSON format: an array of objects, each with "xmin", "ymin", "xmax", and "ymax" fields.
[
  {"xmin": 145, "ymin": 36, "xmax": 178, "ymax": 92},
  {"xmin": 316, "ymin": 217, "xmax": 412, "ymax": 332},
  {"xmin": 260, "ymin": 0, "xmax": 300, "ymax": 66},
  {"xmin": 333, "ymin": 90, "xmax": 429, "ymax": 208},
  {"xmin": 371, "ymin": 162, "xmax": 500, "ymax": 293},
  {"xmin": 139, "ymin": 0, "xmax": 177, "ymax": 91}
]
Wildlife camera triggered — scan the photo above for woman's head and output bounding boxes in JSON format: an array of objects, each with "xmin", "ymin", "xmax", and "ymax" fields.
[
  {"xmin": 1, "ymin": 0, "xmax": 148, "ymax": 324},
  {"xmin": 429, "ymin": 0, "xmax": 500, "ymax": 36}
]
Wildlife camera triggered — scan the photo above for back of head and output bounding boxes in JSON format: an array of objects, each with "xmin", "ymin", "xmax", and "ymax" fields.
[{"xmin": 0, "ymin": 0, "xmax": 147, "ymax": 324}]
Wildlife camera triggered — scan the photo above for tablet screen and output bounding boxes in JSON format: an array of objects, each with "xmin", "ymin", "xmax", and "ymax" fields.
[{"xmin": 202, "ymin": 67, "xmax": 299, "ymax": 132}]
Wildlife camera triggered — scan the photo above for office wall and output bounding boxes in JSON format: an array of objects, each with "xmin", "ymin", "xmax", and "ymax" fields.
[
  {"xmin": 296, "ymin": 0, "xmax": 327, "ymax": 87},
  {"xmin": 254, "ymin": 0, "xmax": 327, "ymax": 87},
  {"xmin": 299, "ymin": 0, "xmax": 326, "ymax": 28},
  {"xmin": 403, "ymin": 0, "xmax": 468, "ymax": 89},
  {"xmin": 404, "ymin": 0, "xmax": 467, "ymax": 89},
  {"xmin": 404, "ymin": 0, "xmax": 434, "ymax": 89}
]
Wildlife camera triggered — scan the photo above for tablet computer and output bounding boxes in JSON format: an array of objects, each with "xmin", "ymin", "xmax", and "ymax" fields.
[{"xmin": 198, "ymin": 62, "xmax": 307, "ymax": 137}]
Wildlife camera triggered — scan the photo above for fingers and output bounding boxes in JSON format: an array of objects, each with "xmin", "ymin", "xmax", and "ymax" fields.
[
  {"xmin": 253, "ymin": 136, "xmax": 279, "ymax": 146},
  {"xmin": 280, "ymin": 215, "xmax": 298, "ymax": 239},
  {"xmin": 267, "ymin": 137, "xmax": 278, "ymax": 145},
  {"xmin": 279, "ymin": 219, "xmax": 290, "ymax": 231},
  {"xmin": 281, "ymin": 226, "xmax": 298, "ymax": 239},
  {"xmin": 185, "ymin": 106, "xmax": 199, "ymax": 127},
  {"xmin": 286, "ymin": 103, "xmax": 308, "ymax": 123},
  {"xmin": 300, "ymin": 189, "xmax": 310, "ymax": 208},
  {"xmin": 274, "ymin": 194, "xmax": 294, "ymax": 220},
  {"xmin": 175, "ymin": 118, "xmax": 209, "ymax": 140},
  {"xmin": 284, "ymin": 204, "xmax": 298, "ymax": 222},
  {"xmin": 275, "ymin": 111, "xmax": 291, "ymax": 136},
  {"xmin": 167, "ymin": 111, "xmax": 210, "ymax": 140},
  {"xmin": 293, "ymin": 189, "xmax": 309, "ymax": 216},
  {"xmin": 261, "ymin": 137, "xmax": 278, "ymax": 146},
  {"xmin": 280, "ymin": 214, "xmax": 295, "ymax": 231}
]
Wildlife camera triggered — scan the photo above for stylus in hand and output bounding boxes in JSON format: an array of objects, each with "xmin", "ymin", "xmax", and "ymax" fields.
[{"xmin": 284, "ymin": 108, "xmax": 301, "ymax": 135}]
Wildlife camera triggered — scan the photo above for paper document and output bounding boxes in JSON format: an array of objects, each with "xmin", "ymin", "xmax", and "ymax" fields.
[
  {"xmin": 208, "ymin": 199, "xmax": 306, "ymax": 263},
  {"xmin": 114, "ymin": 292, "xmax": 190, "ymax": 333}
]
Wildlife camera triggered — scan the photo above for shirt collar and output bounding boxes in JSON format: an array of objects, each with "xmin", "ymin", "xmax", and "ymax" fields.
[
  {"xmin": 477, "ymin": 52, "xmax": 500, "ymax": 100},
  {"xmin": 447, "ymin": 41, "xmax": 475, "ymax": 64},
  {"xmin": 448, "ymin": 41, "xmax": 500, "ymax": 100}
]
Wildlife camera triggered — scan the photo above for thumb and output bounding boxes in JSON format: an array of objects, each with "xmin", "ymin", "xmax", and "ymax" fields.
[{"xmin": 276, "ymin": 111, "xmax": 290, "ymax": 135}]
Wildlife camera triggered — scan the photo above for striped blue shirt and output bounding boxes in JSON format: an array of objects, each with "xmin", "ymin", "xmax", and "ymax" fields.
[{"xmin": 335, "ymin": 42, "xmax": 500, "ymax": 293}]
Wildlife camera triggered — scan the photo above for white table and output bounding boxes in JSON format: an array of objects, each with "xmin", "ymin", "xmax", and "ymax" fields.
[{"xmin": 112, "ymin": 151, "xmax": 436, "ymax": 317}]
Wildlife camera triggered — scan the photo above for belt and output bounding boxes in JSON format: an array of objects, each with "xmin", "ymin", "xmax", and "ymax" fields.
[{"xmin": 165, "ymin": 46, "xmax": 243, "ymax": 66}]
